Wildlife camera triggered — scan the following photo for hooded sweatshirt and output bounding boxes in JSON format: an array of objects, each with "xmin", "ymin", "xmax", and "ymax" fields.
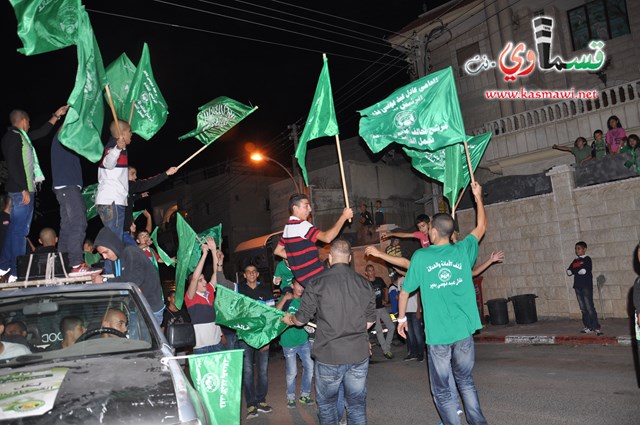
[{"xmin": 94, "ymin": 227, "xmax": 163, "ymax": 311}]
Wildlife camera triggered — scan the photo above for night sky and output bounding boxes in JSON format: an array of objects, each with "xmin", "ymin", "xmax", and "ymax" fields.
[{"xmin": 1, "ymin": 0, "xmax": 444, "ymax": 238}]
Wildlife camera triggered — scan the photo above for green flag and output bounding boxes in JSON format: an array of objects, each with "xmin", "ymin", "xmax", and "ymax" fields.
[
  {"xmin": 189, "ymin": 349, "xmax": 243, "ymax": 425},
  {"xmin": 295, "ymin": 55, "xmax": 339, "ymax": 186},
  {"xmin": 9, "ymin": 0, "xmax": 81, "ymax": 56},
  {"xmin": 174, "ymin": 213, "xmax": 198, "ymax": 310},
  {"xmin": 105, "ymin": 52, "xmax": 136, "ymax": 121},
  {"xmin": 403, "ymin": 132, "xmax": 492, "ymax": 206},
  {"xmin": 187, "ymin": 224, "xmax": 222, "ymax": 272},
  {"xmin": 178, "ymin": 97, "xmax": 257, "ymax": 144},
  {"xmin": 214, "ymin": 286, "xmax": 287, "ymax": 349},
  {"xmin": 81, "ymin": 183, "xmax": 98, "ymax": 220},
  {"xmin": 133, "ymin": 210, "xmax": 145, "ymax": 222},
  {"xmin": 127, "ymin": 43, "xmax": 169, "ymax": 140},
  {"xmin": 58, "ymin": 8, "xmax": 107, "ymax": 163},
  {"xmin": 150, "ymin": 226, "xmax": 175, "ymax": 267},
  {"xmin": 358, "ymin": 66, "xmax": 465, "ymax": 154}
]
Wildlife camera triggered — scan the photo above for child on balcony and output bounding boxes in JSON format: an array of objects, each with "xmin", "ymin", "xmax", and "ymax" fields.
[
  {"xmin": 605, "ymin": 115, "xmax": 627, "ymax": 155},
  {"xmin": 552, "ymin": 136, "xmax": 591, "ymax": 166}
]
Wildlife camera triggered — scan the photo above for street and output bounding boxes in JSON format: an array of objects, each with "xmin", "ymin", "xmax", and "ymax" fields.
[{"xmin": 241, "ymin": 342, "xmax": 640, "ymax": 425}]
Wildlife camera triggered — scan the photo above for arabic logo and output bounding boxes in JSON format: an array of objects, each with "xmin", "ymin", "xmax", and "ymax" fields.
[
  {"xmin": 202, "ymin": 373, "xmax": 220, "ymax": 393},
  {"xmin": 394, "ymin": 111, "xmax": 416, "ymax": 128},
  {"xmin": 438, "ymin": 268, "xmax": 452, "ymax": 282},
  {"xmin": 10, "ymin": 399, "xmax": 46, "ymax": 412},
  {"xmin": 58, "ymin": 6, "xmax": 80, "ymax": 37},
  {"xmin": 200, "ymin": 104, "xmax": 236, "ymax": 131},
  {"xmin": 462, "ymin": 16, "xmax": 606, "ymax": 82}
]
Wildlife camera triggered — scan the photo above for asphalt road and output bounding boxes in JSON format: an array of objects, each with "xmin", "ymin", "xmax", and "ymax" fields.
[{"xmin": 240, "ymin": 342, "xmax": 640, "ymax": 425}]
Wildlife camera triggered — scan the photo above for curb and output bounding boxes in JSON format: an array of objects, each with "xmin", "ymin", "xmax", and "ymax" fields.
[{"xmin": 474, "ymin": 334, "xmax": 632, "ymax": 346}]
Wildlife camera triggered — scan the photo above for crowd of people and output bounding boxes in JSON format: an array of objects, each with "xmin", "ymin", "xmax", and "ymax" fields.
[{"xmin": 552, "ymin": 115, "xmax": 639, "ymax": 172}]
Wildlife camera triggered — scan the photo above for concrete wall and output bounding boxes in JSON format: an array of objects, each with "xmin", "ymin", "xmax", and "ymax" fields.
[{"xmin": 456, "ymin": 166, "xmax": 639, "ymax": 321}]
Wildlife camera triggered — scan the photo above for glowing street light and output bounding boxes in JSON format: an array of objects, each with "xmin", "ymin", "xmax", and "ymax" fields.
[{"xmin": 250, "ymin": 152, "xmax": 301, "ymax": 193}]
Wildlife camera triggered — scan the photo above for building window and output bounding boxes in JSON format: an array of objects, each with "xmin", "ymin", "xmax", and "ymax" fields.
[
  {"xmin": 567, "ymin": 0, "xmax": 630, "ymax": 51},
  {"xmin": 456, "ymin": 42, "xmax": 479, "ymax": 77}
]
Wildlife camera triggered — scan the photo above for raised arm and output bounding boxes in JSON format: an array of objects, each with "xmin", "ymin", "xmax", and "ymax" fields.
[
  {"xmin": 469, "ymin": 181, "xmax": 486, "ymax": 241},
  {"xmin": 205, "ymin": 237, "xmax": 218, "ymax": 288},
  {"xmin": 317, "ymin": 207, "xmax": 354, "ymax": 243},
  {"xmin": 186, "ymin": 243, "xmax": 209, "ymax": 301},
  {"xmin": 364, "ymin": 245, "xmax": 410, "ymax": 270},
  {"xmin": 381, "ymin": 231, "xmax": 415, "ymax": 240},
  {"xmin": 472, "ymin": 251, "xmax": 504, "ymax": 277},
  {"xmin": 552, "ymin": 144, "xmax": 573, "ymax": 153}
]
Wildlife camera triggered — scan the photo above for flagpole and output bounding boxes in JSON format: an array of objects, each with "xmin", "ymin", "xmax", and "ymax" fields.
[
  {"xmin": 334, "ymin": 134, "xmax": 352, "ymax": 221},
  {"xmin": 128, "ymin": 101, "xmax": 136, "ymax": 125},
  {"xmin": 452, "ymin": 187, "xmax": 467, "ymax": 217},
  {"xmin": 104, "ymin": 84, "xmax": 122, "ymax": 139},
  {"xmin": 463, "ymin": 141, "xmax": 476, "ymax": 184},
  {"xmin": 176, "ymin": 142, "xmax": 212, "ymax": 170}
]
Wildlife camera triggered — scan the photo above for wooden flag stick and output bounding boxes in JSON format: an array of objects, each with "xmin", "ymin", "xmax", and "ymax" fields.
[
  {"xmin": 463, "ymin": 141, "xmax": 476, "ymax": 184},
  {"xmin": 176, "ymin": 142, "xmax": 211, "ymax": 170},
  {"xmin": 128, "ymin": 101, "xmax": 136, "ymax": 125},
  {"xmin": 104, "ymin": 84, "xmax": 122, "ymax": 139},
  {"xmin": 452, "ymin": 187, "xmax": 467, "ymax": 217},
  {"xmin": 334, "ymin": 134, "xmax": 351, "ymax": 221}
]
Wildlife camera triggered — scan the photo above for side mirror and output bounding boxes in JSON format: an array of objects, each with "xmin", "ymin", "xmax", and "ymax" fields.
[{"xmin": 165, "ymin": 323, "xmax": 195, "ymax": 349}]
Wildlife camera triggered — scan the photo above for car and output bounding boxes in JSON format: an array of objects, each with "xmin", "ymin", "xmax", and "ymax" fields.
[{"xmin": 0, "ymin": 282, "xmax": 207, "ymax": 424}]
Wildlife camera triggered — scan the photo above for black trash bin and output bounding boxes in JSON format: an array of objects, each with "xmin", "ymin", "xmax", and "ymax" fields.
[
  {"xmin": 485, "ymin": 298, "xmax": 509, "ymax": 325},
  {"xmin": 508, "ymin": 294, "xmax": 538, "ymax": 324}
]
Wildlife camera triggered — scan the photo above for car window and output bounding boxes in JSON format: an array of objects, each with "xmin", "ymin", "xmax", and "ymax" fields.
[{"xmin": 0, "ymin": 287, "xmax": 156, "ymax": 367}]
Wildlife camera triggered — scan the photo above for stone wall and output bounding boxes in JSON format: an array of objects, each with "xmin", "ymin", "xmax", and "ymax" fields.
[{"xmin": 456, "ymin": 165, "xmax": 639, "ymax": 321}]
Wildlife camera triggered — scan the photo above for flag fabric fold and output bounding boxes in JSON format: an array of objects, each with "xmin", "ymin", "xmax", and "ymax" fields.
[
  {"xmin": 178, "ymin": 97, "xmax": 257, "ymax": 145},
  {"xmin": 403, "ymin": 132, "xmax": 492, "ymax": 206},
  {"xmin": 214, "ymin": 286, "xmax": 288, "ymax": 349},
  {"xmin": 81, "ymin": 183, "xmax": 98, "ymax": 220},
  {"xmin": 10, "ymin": 0, "xmax": 81, "ymax": 56},
  {"xmin": 188, "ymin": 349, "xmax": 243, "ymax": 425},
  {"xmin": 150, "ymin": 226, "xmax": 175, "ymax": 267},
  {"xmin": 358, "ymin": 67, "xmax": 465, "ymax": 154},
  {"xmin": 126, "ymin": 43, "xmax": 168, "ymax": 140},
  {"xmin": 295, "ymin": 55, "xmax": 339, "ymax": 186},
  {"xmin": 58, "ymin": 8, "xmax": 107, "ymax": 163},
  {"xmin": 105, "ymin": 52, "xmax": 137, "ymax": 121}
]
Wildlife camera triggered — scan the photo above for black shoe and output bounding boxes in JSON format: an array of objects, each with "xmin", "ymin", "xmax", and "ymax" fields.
[
  {"xmin": 403, "ymin": 354, "xmax": 417, "ymax": 361},
  {"xmin": 416, "ymin": 356, "xmax": 424, "ymax": 362},
  {"xmin": 257, "ymin": 402, "xmax": 272, "ymax": 413}
]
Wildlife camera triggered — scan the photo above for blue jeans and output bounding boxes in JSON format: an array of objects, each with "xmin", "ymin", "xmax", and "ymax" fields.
[
  {"xmin": 406, "ymin": 312, "xmax": 425, "ymax": 358},
  {"xmin": 193, "ymin": 342, "xmax": 225, "ymax": 354},
  {"xmin": 315, "ymin": 358, "xmax": 368, "ymax": 425},
  {"xmin": 427, "ymin": 336, "xmax": 488, "ymax": 425},
  {"xmin": 283, "ymin": 341, "xmax": 314, "ymax": 400},
  {"xmin": 575, "ymin": 286, "xmax": 600, "ymax": 330},
  {"xmin": 238, "ymin": 340, "xmax": 269, "ymax": 408},
  {"xmin": 221, "ymin": 327, "xmax": 237, "ymax": 350},
  {"xmin": 54, "ymin": 186, "xmax": 87, "ymax": 266},
  {"xmin": 152, "ymin": 306, "xmax": 165, "ymax": 327},
  {"xmin": 96, "ymin": 203, "xmax": 125, "ymax": 275},
  {"xmin": 0, "ymin": 191, "xmax": 34, "ymax": 273}
]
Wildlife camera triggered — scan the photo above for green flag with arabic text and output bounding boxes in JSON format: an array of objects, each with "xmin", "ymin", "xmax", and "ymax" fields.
[
  {"xmin": 58, "ymin": 8, "xmax": 107, "ymax": 163},
  {"xmin": 214, "ymin": 286, "xmax": 287, "ymax": 349},
  {"xmin": 9, "ymin": 0, "xmax": 81, "ymax": 56},
  {"xmin": 402, "ymin": 132, "xmax": 491, "ymax": 207},
  {"xmin": 105, "ymin": 52, "xmax": 136, "ymax": 121},
  {"xmin": 127, "ymin": 43, "xmax": 168, "ymax": 140},
  {"xmin": 295, "ymin": 55, "xmax": 339, "ymax": 186},
  {"xmin": 178, "ymin": 97, "xmax": 257, "ymax": 145},
  {"xmin": 81, "ymin": 183, "xmax": 98, "ymax": 220},
  {"xmin": 189, "ymin": 350, "xmax": 243, "ymax": 425},
  {"xmin": 358, "ymin": 67, "xmax": 465, "ymax": 154}
]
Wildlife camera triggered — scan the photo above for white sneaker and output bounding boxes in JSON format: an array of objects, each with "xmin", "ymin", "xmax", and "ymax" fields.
[
  {"xmin": 8, "ymin": 275, "xmax": 17, "ymax": 283},
  {"xmin": 0, "ymin": 268, "xmax": 9, "ymax": 276}
]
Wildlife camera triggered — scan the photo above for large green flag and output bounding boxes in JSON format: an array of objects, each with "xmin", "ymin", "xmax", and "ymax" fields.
[
  {"xmin": 178, "ymin": 97, "xmax": 257, "ymax": 144},
  {"xmin": 187, "ymin": 224, "xmax": 222, "ymax": 272},
  {"xmin": 105, "ymin": 52, "xmax": 136, "ymax": 121},
  {"xmin": 150, "ymin": 226, "xmax": 175, "ymax": 267},
  {"xmin": 81, "ymin": 183, "xmax": 98, "ymax": 220},
  {"xmin": 9, "ymin": 0, "xmax": 81, "ymax": 56},
  {"xmin": 189, "ymin": 349, "xmax": 243, "ymax": 425},
  {"xmin": 358, "ymin": 67, "xmax": 465, "ymax": 154},
  {"xmin": 403, "ymin": 132, "xmax": 491, "ymax": 206},
  {"xmin": 127, "ymin": 43, "xmax": 169, "ymax": 140},
  {"xmin": 214, "ymin": 286, "xmax": 288, "ymax": 349},
  {"xmin": 175, "ymin": 214, "xmax": 198, "ymax": 310},
  {"xmin": 295, "ymin": 55, "xmax": 339, "ymax": 186},
  {"xmin": 58, "ymin": 8, "xmax": 107, "ymax": 163}
]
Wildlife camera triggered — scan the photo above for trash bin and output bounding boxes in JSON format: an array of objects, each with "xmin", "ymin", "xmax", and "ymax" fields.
[
  {"xmin": 508, "ymin": 294, "xmax": 538, "ymax": 324},
  {"xmin": 485, "ymin": 298, "xmax": 509, "ymax": 325}
]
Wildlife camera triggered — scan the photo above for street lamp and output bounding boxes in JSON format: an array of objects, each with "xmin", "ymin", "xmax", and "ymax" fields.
[{"xmin": 250, "ymin": 152, "xmax": 301, "ymax": 193}]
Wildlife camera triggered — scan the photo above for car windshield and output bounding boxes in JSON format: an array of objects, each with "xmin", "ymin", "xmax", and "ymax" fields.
[{"xmin": 0, "ymin": 286, "xmax": 156, "ymax": 368}]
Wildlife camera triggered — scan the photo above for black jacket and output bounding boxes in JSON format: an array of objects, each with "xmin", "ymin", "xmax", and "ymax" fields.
[
  {"xmin": 124, "ymin": 172, "xmax": 169, "ymax": 231},
  {"xmin": 94, "ymin": 227, "xmax": 163, "ymax": 311},
  {"xmin": 1, "ymin": 122, "xmax": 54, "ymax": 192}
]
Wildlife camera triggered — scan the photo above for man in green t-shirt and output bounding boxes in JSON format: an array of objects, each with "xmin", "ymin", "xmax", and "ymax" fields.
[
  {"xmin": 398, "ymin": 181, "xmax": 488, "ymax": 425},
  {"xmin": 274, "ymin": 258, "xmax": 294, "ymax": 291},
  {"xmin": 276, "ymin": 280, "xmax": 314, "ymax": 409}
]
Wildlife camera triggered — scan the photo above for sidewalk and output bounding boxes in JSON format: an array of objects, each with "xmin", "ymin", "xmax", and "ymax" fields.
[{"xmin": 473, "ymin": 318, "xmax": 634, "ymax": 346}]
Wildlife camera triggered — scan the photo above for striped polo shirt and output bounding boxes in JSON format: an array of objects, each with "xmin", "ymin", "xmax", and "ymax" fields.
[{"xmin": 279, "ymin": 216, "xmax": 325, "ymax": 286}]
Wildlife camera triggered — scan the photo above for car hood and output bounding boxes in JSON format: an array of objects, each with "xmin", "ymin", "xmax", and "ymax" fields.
[{"xmin": 0, "ymin": 351, "xmax": 186, "ymax": 424}]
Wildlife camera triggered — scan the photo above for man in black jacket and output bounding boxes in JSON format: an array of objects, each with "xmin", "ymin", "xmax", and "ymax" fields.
[
  {"xmin": 92, "ymin": 227, "xmax": 164, "ymax": 325},
  {"xmin": 0, "ymin": 105, "xmax": 68, "ymax": 281}
]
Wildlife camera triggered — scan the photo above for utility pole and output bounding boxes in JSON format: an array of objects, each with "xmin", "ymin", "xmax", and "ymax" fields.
[{"xmin": 288, "ymin": 123, "xmax": 305, "ymax": 194}]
